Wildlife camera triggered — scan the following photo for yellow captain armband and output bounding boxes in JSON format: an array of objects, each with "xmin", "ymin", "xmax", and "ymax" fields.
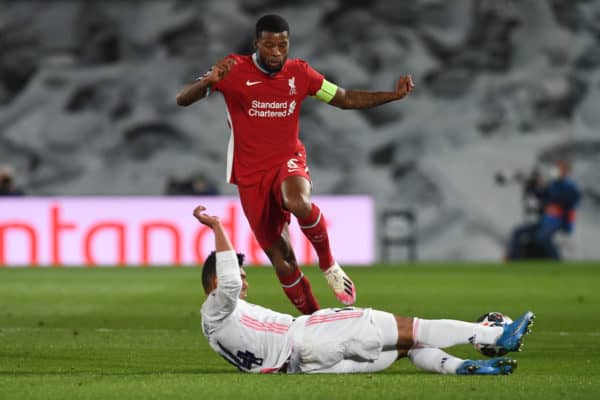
[{"xmin": 314, "ymin": 79, "xmax": 338, "ymax": 103}]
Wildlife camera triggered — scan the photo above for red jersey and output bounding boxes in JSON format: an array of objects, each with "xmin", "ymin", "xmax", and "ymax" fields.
[{"xmin": 211, "ymin": 53, "xmax": 324, "ymax": 186}]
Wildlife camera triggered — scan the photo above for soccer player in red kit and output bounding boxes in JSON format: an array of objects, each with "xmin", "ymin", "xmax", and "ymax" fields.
[{"xmin": 176, "ymin": 14, "xmax": 414, "ymax": 314}]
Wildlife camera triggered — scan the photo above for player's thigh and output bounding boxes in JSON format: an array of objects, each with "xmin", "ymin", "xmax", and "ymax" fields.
[
  {"xmin": 309, "ymin": 350, "xmax": 398, "ymax": 374},
  {"xmin": 281, "ymin": 175, "xmax": 311, "ymax": 213},
  {"xmin": 275, "ymin": 155, "xmax": 312, "ymax": 211},
  {"xmin": 238, "ymin": 183, "xmax": 290, "ymax": 250},
  {"xmin": 371, "ymin": 310, "xmax": 401, "ymax": 351}
]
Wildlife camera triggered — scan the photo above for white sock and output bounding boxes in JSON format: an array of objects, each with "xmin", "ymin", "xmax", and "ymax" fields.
[
  {"xmin": 413, "ymin": 318, "xmax": 503, "ymax": 348},
  {"xmin": 408, "ymin": 347, "xmax": 463, "ymax": 375}
]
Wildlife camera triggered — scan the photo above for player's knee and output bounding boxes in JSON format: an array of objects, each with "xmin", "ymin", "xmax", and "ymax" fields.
[
  {"xmin": 284, "ymin": 196, "xmax": 311, "ymax": 218},
  {"xmin": 265, "ymin": 242, "xmax": 297, "ymax": 274},
  {"xmin": 271, "ymin": 256, "xmax": 297, "ymax": 277},
  {"xmin": 395, "ymin": 316, "xmax": 414, "ymax": 348}
]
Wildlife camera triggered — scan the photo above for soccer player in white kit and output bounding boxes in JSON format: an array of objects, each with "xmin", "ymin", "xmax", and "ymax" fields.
[{"xmin": 195, "ymin": 205, "xmax": 535, "ymax": 374}]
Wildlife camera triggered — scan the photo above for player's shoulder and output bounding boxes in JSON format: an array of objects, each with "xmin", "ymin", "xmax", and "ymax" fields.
[
  {"xmin": 225, "ymin": 53, "xmax": 252, "ymax": 66},
  {"xmin": 287, "ymin": 57, "xmax": 311, "ymax": 70},
  {"xmin": 218, "ymin": 54, "xmax": 252, "ymax": 75},
  {"xmin": 285, "ymin": 58, "xmax": 323, "ymax": 82}
]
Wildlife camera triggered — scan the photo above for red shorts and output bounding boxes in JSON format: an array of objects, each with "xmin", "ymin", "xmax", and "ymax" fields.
[{"xmin": 238, "ymin": 153, "xmax": 311, "ymax": 250}]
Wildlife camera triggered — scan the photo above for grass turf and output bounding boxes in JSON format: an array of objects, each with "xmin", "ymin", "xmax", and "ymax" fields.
[{"xmin": 1, "ymin": 262, "xmax": 599, "ymax": 399}]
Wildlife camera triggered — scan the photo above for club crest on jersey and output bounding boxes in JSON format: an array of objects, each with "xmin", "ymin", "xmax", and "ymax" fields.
[
  {"xmin": 288, "ymin": 77, "xmax": 296, "ymax": 95},
  {"xmin": 287, "ymin": 158, "xmax": 299, "ymax": 172}
]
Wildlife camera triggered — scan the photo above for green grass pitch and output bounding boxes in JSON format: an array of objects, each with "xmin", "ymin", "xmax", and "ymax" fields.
[{"xmin": 1, "ymin": 262, "xmax": 599, "ymax": 399}]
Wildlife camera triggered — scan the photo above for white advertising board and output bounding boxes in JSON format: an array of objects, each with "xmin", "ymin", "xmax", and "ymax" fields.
[{"xmin": 0, "ymin": 196, "xmax": 374, "ymax": 267}]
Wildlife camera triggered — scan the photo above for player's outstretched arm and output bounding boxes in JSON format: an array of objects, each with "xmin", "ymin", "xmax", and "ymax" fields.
[
  {"xmin": 194, "ymin": 205, "xmax": 242, "ymax": 318},
  {"xmin": 328, "ymin": 74, "xmax": 414, "ymax": 110},
  {"xmin": 193, "ymin": 205, "xmax": 234, "ymax": 252},
  {"xmin": 176, "ymin": 58, "xmax": 236, "ymax": 106}
]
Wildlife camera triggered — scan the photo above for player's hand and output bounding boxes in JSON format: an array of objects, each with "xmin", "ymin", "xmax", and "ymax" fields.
[
  {"xmin": 193, "ymin": 205, "xmax": 221, "ymax": 229},
  {"xmin": 203, "ymin": 57, "xmax": 236, "ymax": 85},
  {"xmin": 395, "ymin": 74, "xmax": 415, "ymax": 99}
]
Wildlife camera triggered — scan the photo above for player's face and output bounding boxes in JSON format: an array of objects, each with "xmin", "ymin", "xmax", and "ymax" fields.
[
  {"xmin": 239, "ymin": 268, "xmax": 248, "ymax": 299},
  {"xmin": 255, "ymin": 31, "xmax": 289, "ymax": 72}
]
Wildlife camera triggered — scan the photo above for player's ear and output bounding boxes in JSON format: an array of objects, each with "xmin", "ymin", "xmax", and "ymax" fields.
[{"xmin": 253, "ymin": 39, "xmax": 258, "ymax": 50}]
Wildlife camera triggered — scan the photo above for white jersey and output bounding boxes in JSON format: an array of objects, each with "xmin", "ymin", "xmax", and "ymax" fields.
[{"xmin": 201, "ymin": 251, "xmax": 295, "ymax": 373}]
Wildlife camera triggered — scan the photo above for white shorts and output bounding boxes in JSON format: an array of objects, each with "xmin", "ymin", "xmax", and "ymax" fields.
[{"xmin": 287, "ymin": 307, "xmax": 399, "ymax": 374}]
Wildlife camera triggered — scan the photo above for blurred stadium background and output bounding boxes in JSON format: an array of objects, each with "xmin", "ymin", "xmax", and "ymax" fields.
[{"xmin": 1, "ymin": 0, "xmax": 599, "ymax": 262}]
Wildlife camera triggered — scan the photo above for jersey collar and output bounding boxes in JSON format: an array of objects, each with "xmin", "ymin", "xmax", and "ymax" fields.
[{"xmin": 252, "ymin": 52, "xmax": 285, "ymax": 76}]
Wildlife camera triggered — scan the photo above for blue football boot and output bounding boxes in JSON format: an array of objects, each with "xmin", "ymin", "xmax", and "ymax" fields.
[
  {"xmin": 495, "ymin": 311, "xmax": 535, "ymax": 352},
  {"xmin": 456, "ymin": 358, "xmax": 517, "ymax": 375}
]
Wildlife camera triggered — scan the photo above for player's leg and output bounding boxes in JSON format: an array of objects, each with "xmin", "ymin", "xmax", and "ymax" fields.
[
  {"xmin": 408, "ymin": 347, "xmax": 463, "ymax": 374},
  {"xmin": 237, "ymin": 182, "xmax": 319, "ymax": 314},
  {"xmin": 408, "ymin": 347, "xmax": 517, "ymax": 375},
  {"xmin": 264, "ymin": 225, "xmax": 320, "ymax": 314},
  {"xmin": 380, "ymin": 311, "xmax": 520, "ymax": 375},
  {"xmin": 410, "ymin": 312, "xmax": 534, "ymax": 351},
  {"xmin": 373, "ymin": 308, "xmax": 534, "ymax": 352},
  {"xmin": 315, "ymin": 308, "xmax": 516, "ymax": 375},
  {"xmin": 281, "ymin": 175, "xmax": 356, "ymax": 305},
  {"xmin": 306, "ymin": 350, "xmax": 399, "ymax": 374},
  {"xmin": 281, "ymin": 175, "xmax": 333, "ymax": 269},
  {"xmin": 411, "ymin": 316, "xmax": 504, "ymax": 349},
  {"xmin": 326, "ymin": 309, "xmax": 525, "ymax": 375}
]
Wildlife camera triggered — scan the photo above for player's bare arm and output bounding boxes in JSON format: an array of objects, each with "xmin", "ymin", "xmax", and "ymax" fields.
[
  {"xmin": 193, "ymin": 205, "xmax": 234, "ymax": 252},
  {"xmin": 176, "ymin": 58, "xmax": 236, "ymax": 107},
  {"xmin": 328, "ymin": 74, "xmax": 415, "ymax": 110}
]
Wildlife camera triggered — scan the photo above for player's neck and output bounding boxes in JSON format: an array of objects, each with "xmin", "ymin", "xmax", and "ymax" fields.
[{"xmin": 252, "ymin": 52, "xmax": 282, "ymax": 76}]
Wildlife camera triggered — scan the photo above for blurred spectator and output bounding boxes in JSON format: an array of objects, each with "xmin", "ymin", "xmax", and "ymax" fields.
[
  {"xmin": 165, "ymin": 173, "xmax": 219, "ymax": 196},
  {"xmin": 505, "ymin": 160, "xmax": 581, "ymax": 260},
  {"xmin": 495, "ymin": 166, "xmax": 546, "ymax": 222},
  {"xmin": 0, "ymin": 166, "xmax": 25, "ymax": 196}
]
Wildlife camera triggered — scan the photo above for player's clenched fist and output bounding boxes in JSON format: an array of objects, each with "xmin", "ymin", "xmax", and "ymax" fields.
[
  {"xmin": 176, "ymin": 59, "xmax": 235, "ymax": 106},
  {"xmin": 395, "ymin": 74, "xmax": 415, "ymax": 99},
  {"xmin": 204, "ymin": 57, "xmax": 236, "ymax": 85},
  {"xmin": 193, "ymin": 205, "xmax": 221, "ymax": 229}
]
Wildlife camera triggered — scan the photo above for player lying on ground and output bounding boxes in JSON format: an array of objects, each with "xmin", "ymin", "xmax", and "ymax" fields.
[
  {"xmin": 177, "ymin": 14, "xmax": 415, "ymax": 314},
  {"xmin": 194, "ymin": 205, "xmax": 535, "ymax": 374}
]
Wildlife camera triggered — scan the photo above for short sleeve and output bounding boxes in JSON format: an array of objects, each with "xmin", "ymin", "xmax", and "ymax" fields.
[
  {"xmin": 301, "ymin": 60, "xmax": 325, "ymax": 96},
  {"xmin": 211, "ymin": 54, "xmax": 240, "ymax": 93},
  {"xmin": 212, "ymin": 75, "xmax": 224, "ymax": 93}
]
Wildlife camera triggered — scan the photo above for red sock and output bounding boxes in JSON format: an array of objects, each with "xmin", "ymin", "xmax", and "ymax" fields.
[
  {"xmin": 298, "ymin": 203, "xmax": 335, "ymax": 271},
  {"xmin": 277, "ymin": 268, "xmax": 320, "ymax": 315}
]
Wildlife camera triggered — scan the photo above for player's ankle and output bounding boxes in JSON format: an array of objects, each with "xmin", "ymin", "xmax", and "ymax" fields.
[{"xmin": 319, "ymin": 259, "xmax": 336, "ymax": 271}]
